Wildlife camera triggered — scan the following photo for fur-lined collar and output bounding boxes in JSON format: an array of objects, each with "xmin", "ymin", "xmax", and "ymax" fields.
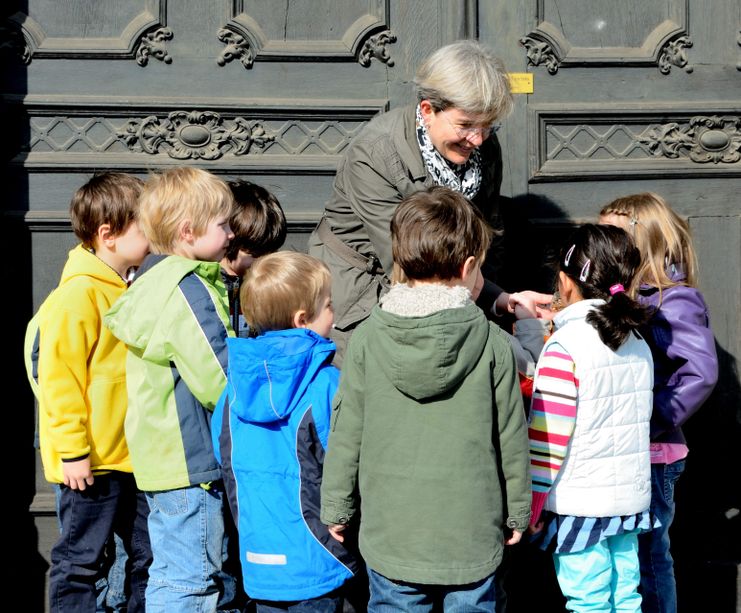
[{"xmin": 380, "ymin": 283, "xmax": 473, "ymax": 317}]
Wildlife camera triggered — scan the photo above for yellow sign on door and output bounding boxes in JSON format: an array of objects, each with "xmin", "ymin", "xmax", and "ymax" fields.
[{"xmin": 508, "ymin": 73, "xmax": 534, "ymax": 94}]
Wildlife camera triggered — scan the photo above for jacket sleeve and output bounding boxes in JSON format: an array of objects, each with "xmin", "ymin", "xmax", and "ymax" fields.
[
  {"xmin": 163, "ymin": 276, "xmax": 232, "ymax": 410},
  {"xmin": 339, "ymin": 137, "xmax": 404, "ymax": 276},
  {"xmin": 491, "ymin": 326, "xmax": 532, "ymax": 532},
  {"xmin": 509, "ymin": 318, "xmax": 549, "ymax": 378},
  {"xmin": 37, "ymin": 286, "xmax": 98, "ymax": 461},
  {"xmin": 527, "ymin": 341, "xmax": 578, "ymax": 526},
  {"xmin": 649, "ymin": 288, "xmax": 719, "ymax": 438},
  {"xmin": 320, "ymin": 332, "xmax": 366, "ymax": 526},
  {"xmin": 312, "ymin": 366, "xmax": 341, "ymax": 450},
  {"xmin": 24, "ymin": 312, "xmax": 41, "ymax": 400}
]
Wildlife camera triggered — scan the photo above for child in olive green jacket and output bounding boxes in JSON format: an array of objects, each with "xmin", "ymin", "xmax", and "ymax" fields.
[{"xmin": 321, "ymin": 187, "xmax": 531, "ymax": 610}]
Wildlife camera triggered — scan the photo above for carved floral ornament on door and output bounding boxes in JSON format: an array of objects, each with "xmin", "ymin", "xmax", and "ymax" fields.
[
  {"xmin": 518, "ymin": 6, "xmax": 703, "ymax": 76},
  {"xmin": 639, "ymin": 116, "xmax": 741, "ymax": 164},
  {"xmin": 0, "ymin": 15, "xmax": 174, "ymax": 66},
  {"xmin": 117, "ymin": 111, "xmax": 274, "ymax": 160},
  {"xmin": 520, "ymin": 32, "xmax": 694, "ymax": 75},
  {"xmin": 215, "ymin": 27, "xmax": 396, "ymax": 69}
]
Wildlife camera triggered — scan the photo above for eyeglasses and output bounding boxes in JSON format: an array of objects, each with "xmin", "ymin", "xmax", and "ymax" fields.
[{"xmin": 439, "ymin": 111, "xmax": 501, "ymax": 140}]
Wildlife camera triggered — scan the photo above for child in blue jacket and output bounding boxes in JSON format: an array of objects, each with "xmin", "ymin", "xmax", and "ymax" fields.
[{"xmin": 212, "ymin": 251, "xmax": 356, "ymax": 611}]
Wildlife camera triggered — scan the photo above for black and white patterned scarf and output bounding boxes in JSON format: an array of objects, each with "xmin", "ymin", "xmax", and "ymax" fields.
[{"xmin": 415, "ymin": 104, "xmax": 482, "ymax": 199}]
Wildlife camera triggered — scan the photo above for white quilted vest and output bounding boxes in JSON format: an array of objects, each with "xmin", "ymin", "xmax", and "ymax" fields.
[{"xmin": 545, "ymin": 299, "xmax": 654, "ymax": 517}]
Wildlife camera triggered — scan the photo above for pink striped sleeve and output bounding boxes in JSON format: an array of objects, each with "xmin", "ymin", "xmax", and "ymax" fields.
[{"xmin": 528, "ymin": 342, "xmax": 577, "ymax": 526}]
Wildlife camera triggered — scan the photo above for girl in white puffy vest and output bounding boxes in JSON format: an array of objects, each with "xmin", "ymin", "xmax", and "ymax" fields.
[{"xmin": 528, "ymin": 224, "xmax": 656, "ymax": 613}]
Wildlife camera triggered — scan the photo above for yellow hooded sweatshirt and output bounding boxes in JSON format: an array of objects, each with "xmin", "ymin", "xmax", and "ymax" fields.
[{"xmin": 36, "ymin": 245, "xmax": 132, "ymax": 483}]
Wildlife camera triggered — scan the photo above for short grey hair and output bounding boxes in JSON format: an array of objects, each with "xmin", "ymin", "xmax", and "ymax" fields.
[{"xmin": 414, "ymin": 40, "xmax": 513, "ymax": 124}]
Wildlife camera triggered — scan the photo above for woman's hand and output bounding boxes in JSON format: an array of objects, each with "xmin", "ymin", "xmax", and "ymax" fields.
[{"xmin": 496, "ymin": 291, "xmax": 554, "ymax": 319}]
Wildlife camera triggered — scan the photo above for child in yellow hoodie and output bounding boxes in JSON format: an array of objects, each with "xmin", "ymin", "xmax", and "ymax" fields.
[{"xmin": 30, "ymin": 172, "xmax": 152, "ymax": 612}]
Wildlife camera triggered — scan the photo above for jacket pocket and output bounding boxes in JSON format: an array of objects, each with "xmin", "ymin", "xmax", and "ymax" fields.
[{"xmin": 334, "ymin": 272, "xmax": 386, "ymax": 331}]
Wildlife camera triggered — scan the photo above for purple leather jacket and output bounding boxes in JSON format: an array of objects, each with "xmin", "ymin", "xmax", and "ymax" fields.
[{"xmin": 638, "ymin": 268, "xmax": 718, "ymax": 445}]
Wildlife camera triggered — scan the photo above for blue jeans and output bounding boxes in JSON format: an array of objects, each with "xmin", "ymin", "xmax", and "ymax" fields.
[
  {"xmin": 49, "ymin": 472, "xmax": 151, "ymax": 613},
  {"xmin": 102, "ymin": 533, "xmax": 129, "ymax": 611},
  {"xmin": 554, "ymin": 531, "xmax": 641, "ymax": 613},
  {"xmin": 638, "ymin": 460, "xmax": 685, "ymax": 613},
  {"xmin": 145, "ymin": 485, "xmax": 225, "ymax": 613},
  {"xmin": 367, "ymin": 567, "xmax": 496, "ymax": 612}
]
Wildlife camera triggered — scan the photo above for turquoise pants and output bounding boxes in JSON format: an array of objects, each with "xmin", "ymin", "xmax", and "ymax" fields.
[{"xmin": 553, "ymin": 531, "xmax": 642, "ymax": 613}]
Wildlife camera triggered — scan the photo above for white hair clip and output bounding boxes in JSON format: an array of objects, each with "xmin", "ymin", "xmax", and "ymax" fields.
[
  {"xmin": 564, "ymin": 244, "xmax": 576, "ymax": 267},
  {"xmin": 579, "ymin": 259, "xmax": 591, "ymax": 282}
]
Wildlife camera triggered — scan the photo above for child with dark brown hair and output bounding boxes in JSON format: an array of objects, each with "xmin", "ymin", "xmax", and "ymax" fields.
[
  {"xmin": 321, "ymin": 186, "xmax": 530, "ymax": 611},
  {"xmin": 528, "ymin": 223, "xmax": 655, "ymax": 613},
  {"xmin": 220, "ymin": 180, "xmax": 287, "ymax": 336}
]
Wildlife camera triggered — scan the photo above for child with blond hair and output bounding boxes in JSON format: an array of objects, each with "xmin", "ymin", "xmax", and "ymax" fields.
[
  {"xmin": 600, "ymin": 193, "xmax": 718, "ymax": 613},
  {"xmin": 105, "ymin": 167, "xmax": 236, "ymax": 613},
  {"xmin": 212, "ymin": 251, "xmax": 356, "ymax": 611}
]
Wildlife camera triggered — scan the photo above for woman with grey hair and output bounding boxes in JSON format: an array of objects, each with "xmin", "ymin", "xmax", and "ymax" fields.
[{"xmin": 309, "ymin": 40, "xmax": 551, "ymax": 361}]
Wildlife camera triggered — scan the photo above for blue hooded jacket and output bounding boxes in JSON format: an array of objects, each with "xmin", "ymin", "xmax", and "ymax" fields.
[{"xmin": 212, "ymin": 329, "xmax": 356, "ymax": 601}]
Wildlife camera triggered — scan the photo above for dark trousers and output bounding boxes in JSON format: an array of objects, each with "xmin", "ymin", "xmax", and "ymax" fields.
[
  {"xmin": 50, "ymin": 472, "xmax": 152, "ymax": 613},
  {"xmin": 255, "ymin": 589, "xmax": 342, "ymax": 613}
]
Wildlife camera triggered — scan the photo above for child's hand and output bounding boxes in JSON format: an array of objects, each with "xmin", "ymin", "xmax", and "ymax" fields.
[
  {"xmin": 328, "ymin": 524, "xmax": 346, "ymax": 543},
  {"xmin": 505, "ymin": 529, "xmax": 523, "ymax": 545},
  {"xmin": 527, "ymin": 521, "xmax": 544, "ymax": 535},
  {"xmin": 63, "ymin": 457, "xmax": 94, "ymax": 491},
  {"xmin": 514, "ymin": 303, "xmax": 535, "ymax": 320}
]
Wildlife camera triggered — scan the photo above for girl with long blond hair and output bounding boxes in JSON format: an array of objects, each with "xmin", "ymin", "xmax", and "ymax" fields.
[{"xmin": 599, "ymin": 193, "xmax": 719, "ymax": 613}]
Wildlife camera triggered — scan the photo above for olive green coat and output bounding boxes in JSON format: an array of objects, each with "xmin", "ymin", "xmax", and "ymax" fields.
[
  {"xmin": 320, "ymin": 303, "xmax": 531, "ymax": 585},
  {"xmin": 307, "ymin": 105, "xmax": 505, "ymax": 361}
]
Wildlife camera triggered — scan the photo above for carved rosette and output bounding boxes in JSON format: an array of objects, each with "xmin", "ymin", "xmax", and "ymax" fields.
[
  {"xmin": 639, "ymin": 115, "xmax": 741, "ymax": 164},
  {"xmin": 216, "ymin": 28, "xmax": 254, "ymax": 69},
  {"xmin": 658, "ymin": 35, "xmax": 693, "ymax": 74},
  {"xmin": 0, "ymin": 22, "xmax": 31, "ymax": 64},
  {"xmin": 358, "ymin": 29, "xmax": 396, "ymax": 67},
  {"xmin": 520, "ymin": 35, "xmax": 559, "ymax": 75},
  {"xmin": 135, "ymin": 27, "xmax": 173, "ymax": 67},
  {"xmin": 116, "ymin": 111, "xmax": 274, "ymax": 160}
]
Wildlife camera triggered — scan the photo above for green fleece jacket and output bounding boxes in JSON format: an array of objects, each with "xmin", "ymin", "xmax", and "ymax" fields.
[
  {"xmin": 104, "ymin": 255, "xmax": 234, "ymax": 491},
  {"xmin": 320, "ymin": 300, "xmax": 531, "ymax": 585}
]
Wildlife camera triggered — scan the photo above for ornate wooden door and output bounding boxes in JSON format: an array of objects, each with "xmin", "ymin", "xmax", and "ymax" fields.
[{"xmin": 3, "ymin": 1, "xmax": 738, "ymax": 610}]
